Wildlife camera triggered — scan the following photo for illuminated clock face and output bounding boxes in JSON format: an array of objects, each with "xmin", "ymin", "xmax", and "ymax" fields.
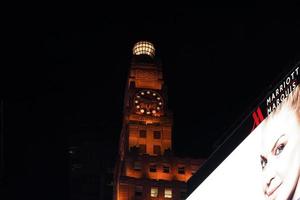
[{"xmin": 133, "ymin": 90, "xmax": 163, "ymax": 116}]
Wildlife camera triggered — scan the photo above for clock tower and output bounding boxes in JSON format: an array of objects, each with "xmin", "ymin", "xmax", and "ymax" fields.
[{"xmin": 113, "ymin": 41, "xmax": 205, "ymax": 200}]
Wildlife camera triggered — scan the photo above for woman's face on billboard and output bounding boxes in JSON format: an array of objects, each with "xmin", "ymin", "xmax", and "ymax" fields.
[{"xmin": 260, "ymin": 106, "xmax": 300, "ymax": 200}]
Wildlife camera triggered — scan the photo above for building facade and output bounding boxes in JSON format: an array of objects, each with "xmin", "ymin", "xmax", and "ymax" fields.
[{"xmin": 114, "ymin": 41, "xmax": 205, "ymax": 200}]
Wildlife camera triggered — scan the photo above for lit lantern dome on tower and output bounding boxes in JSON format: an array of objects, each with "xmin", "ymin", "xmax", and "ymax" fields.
[{"xmin": 132, "ymin": 41, "xmax": 155, "ymax": 58}]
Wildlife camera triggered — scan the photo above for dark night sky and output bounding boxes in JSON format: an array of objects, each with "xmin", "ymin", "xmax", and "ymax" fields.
[{"xmin": 3, "ymin": 7, "xmax": 300, "ymax": 198}]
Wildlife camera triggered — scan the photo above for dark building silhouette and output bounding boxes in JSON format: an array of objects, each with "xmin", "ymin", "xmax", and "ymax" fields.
[
  {"xmin": 68, "ymin": 132, "xmax": 114, "ymax": 200},
  {"xmin": 0, "ymin": 100, "xmax": 4, "ymax": 189}
]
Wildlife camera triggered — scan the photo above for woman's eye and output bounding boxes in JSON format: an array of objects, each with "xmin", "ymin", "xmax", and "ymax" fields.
[
  {"xmin": 275, "ymin": 144, "xmax": 285, "ymax": 156},
  {"xmin": 261, "ymin": 158, "xmax": 267, "ymax": 170}
]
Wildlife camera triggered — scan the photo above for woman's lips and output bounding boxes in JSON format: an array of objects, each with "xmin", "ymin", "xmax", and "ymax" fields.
[{"xmin": 266, "ymin": 182, "xmax": 282, "ymax": 197}]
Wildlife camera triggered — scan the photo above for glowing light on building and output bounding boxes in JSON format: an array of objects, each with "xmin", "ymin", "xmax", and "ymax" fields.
[{"xmin": 132, "ymin": 41, "xmax": 155, "ymax": 57}]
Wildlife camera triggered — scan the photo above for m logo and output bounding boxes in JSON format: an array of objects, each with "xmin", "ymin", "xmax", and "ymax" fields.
[{"xmin": 251, "ymin": 107, "xmax": 264, "ymax": 131}]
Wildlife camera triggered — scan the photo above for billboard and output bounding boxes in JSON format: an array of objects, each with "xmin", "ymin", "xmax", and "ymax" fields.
[{"xmin": 187, "ymin": 63, "xmax": 300, "ymax": 200}]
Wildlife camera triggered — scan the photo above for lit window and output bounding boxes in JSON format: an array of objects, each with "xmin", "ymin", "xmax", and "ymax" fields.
[
  {"xmin": 150, "ymin": 187, "xmax": 158, "ymax": 197},
  {"xmin": 149, "ymin": 164, "xmax": 157, "ymax": 172},
  {"xmin": 153, "ymin": 145, "xmax": 161, "ymax": 155},
  {"xmin": 139, "ymin": 130, "xmax": 146, "ymax": 138},
  {"xmin": 153, "ymin": 131, "xmax": 161, "ymax": 139},
  {"xmin": 178, "ymin": 166, "xmax": 185, "ymax": 174},
  {"xmin": 163, "ymin": 165, "xmax": 170, "ymax": 173},
  {"xmin": 133, "ymin": 161, "xmax": 141, "ymax": 171},
  {"xmin": 164, "ymin": 188, "xmax": 172, "ymax": 198}
]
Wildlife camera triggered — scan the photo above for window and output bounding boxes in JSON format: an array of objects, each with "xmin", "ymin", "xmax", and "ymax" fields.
[
  {"xmin": 164, "ymin": 188, "xmax": 172, "ymax": 198},
  {"xmin": 139, "ymin": 144, "xmax": 146, "ymax": 154},
  {"xmin": 163, "ymin": 165, "xmax": 170, "ymax": 173},
  {"xmin": 87, "ymin": 175, "xmax": 100, "ymax": 184},
  {"xmin": 68, "ymin": 149, "xmax": 74, "ymax": 155},
  {"xmin": 191, "ymin": 165, "xmax": 198, "ymax": 175},
  {"xmin": 150, "ymin": 187, "xmax": 158, "ymax": 197},
  {"xmin": 180, "ymin": 189, "xmax": 187, "ymax": 199},
  {"xmin": 133, "ymin": 161, "xmax": 141, "ymax": 171},
  {"xmin": 139, "ymin": 130, "xmax": 146, "ymax": 138},
  {"xmin": 153, "ymin": 131, "xmax": 161, "ymax": 139},
  {"xmin": 153, "ymin": 145, "xmax": 161, "ymax": 155},
  {"xmin": 178, "ymin": 166, "xmax": 185, "ymax": 174},
  {"xmin": 180, "ymin": 191, "xmax": 186, "ymax": 199},
  {"xmin": 71, "ymin": 163, "xmax": 82, "ymax": 171},
  {"xmin": 135, "ymin": 186, "xmax": 143, "ymax": 197},
  {"xmin": 149, "ymin": 164, "xmax": 157, "ymax": 172}
]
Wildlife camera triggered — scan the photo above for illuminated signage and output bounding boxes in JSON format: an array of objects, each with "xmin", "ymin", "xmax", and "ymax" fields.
[{"xmin": 187, "ymin": 63, "xmax": 300, "ymax": 200}]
